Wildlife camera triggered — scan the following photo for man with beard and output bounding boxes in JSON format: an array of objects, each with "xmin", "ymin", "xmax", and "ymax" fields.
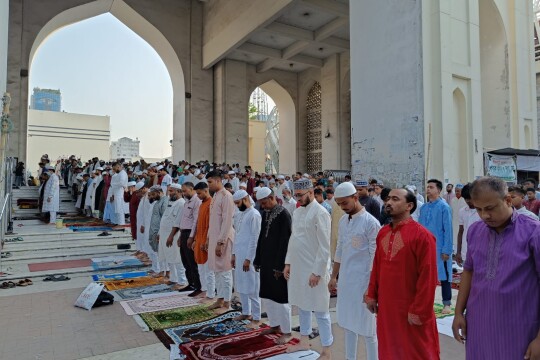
[
  {"xmin": 254, "ymin": 187, "xmax": 293, "ymax": 344},
  {"xmin": 193, "ymin": 181, "xmax": 215, "ymax": 300},
  {"xmin": 137, "ymin": 185, "xmax": 157, "ymax": 273},
  {"xmin": 158, "ymin": 184, "xmax": 188, "ymax": 290},
  {"xmin": 42, "ymin": 166, "xmax": 60, "ymax": 224},
  {"xmin": 148, "ymin": 186, "xmax": 168, "ymax": 278},
  {"xmin": 365, "ymin": 188, "xmax": 439, "ymax": 359},
  {"xmin": 110, "ymin": 162, "xmax": 128, "ymax": 225},
  {"xmin": 231, "ymin": 189, "xmax": 262, "ymax": 326},
  {"xmin": 329, "ymin": 182, "xmax": 380, "ymax": 359},
  {"xmin": 284, "ymin": 179, "xmax": 333, "ymax": 359}
]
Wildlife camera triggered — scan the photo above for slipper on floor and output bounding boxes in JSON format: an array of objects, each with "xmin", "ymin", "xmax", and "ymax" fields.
[
  {"xmin": 16, "ymin": 280, "xmax": 28, "ymax": 287},
  {"xmin": 309, "ymin": 329, "xmax": 320, "ymax": 340},
  {"xmin": 24, "ymin": 279, "xmax": 33, "ymax": 285},
  {"xmin": 292, "ymin": 326, "xmax": 300, "ymax": 332},
  {"xmin": 97, "ymin": 231, "xmax": 111, "ymax": 237},
  {"xmin": 0, "ymin": 282, "xmax": 10, "ymax": 289},
  {"xmin": 51, "ymin": 275, "xmax": 70, "ymax": 282}
]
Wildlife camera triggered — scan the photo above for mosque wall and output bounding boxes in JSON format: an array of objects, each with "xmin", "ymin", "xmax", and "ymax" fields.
[
  {"xmin": 0, "ymin": 1, "xmax": 9, "ymax": 96},
  {"xmin": 297, "ymin": 67, "xmax": 322, "ymax": 173},
  {"xmin": 350, "ymin": 0, "xmax": 425, "ymax": 189}
]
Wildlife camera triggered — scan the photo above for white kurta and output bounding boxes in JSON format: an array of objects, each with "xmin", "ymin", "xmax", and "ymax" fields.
[
  {"xmin": 90, "ymin": 175, "xmax": 102, "ymax": 212},
  {"xmin": 335, "ymin": 209, "xmax": 380, "ymax": 337},
  {"xmin": 230, "ymin": 177, "xmax": 240, "ymax": 192},
  {"xmin": 161, "ymin": 174, "xmax": 172, "ymax": 194},
  {"xmin": 285, "ymin": 200, "xmax": 331, "ymax": 312},
  {"xmin": 111, "ymin": 170, "xmax": 128, "ymax": 214},
  {"xmin": 158, "ymin": 198, "xmax": 185, "ymax": 263},
  {"xmin": 42, "ymin": 174, "xmax": 60, "ymax": 212},
  {"xmin": 84, "ymin": 178, "xmax": 94, "ymax": 208},
  {"xmin": 451, "ymin": 197, "xmax": 467, "ymax": 251},
  {"xmin": 232, "ymin": 207, "xmax": 262, "ymax": 295},
  {"xmin": 136, "ymin": 195, "xmax": 155, "ymax": 252}
]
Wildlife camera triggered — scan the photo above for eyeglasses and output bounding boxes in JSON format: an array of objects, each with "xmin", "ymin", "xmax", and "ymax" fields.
[{"xmin": 294, "ymin": 192, "xmax": 309, "ymax": 198}]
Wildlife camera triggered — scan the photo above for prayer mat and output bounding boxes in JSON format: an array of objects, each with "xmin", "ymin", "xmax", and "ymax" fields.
[
  {"xmin": 62, "ymin": 217, "xmax": 101, "ymax": 224},
  {"xmin": 120, "ymin": 293, "xmax": 201, "ymax": 315},
  {"xmin": 115, "ymin": 284, "xmax": 173, "ymax": 300},
  {"xmin": 154, "ymin": 311, "xmax": 245, "ymax": 348},
  {"xmin": 266, "ymin": 351, "xmax": 320, "ymax": 360},
  {"xmin": 103, "ymin": 276, "xmax": 161, "ymax": 291},
  {"xmin": 433, "ymin": 303, "xmax": 455, "ymax": 319},
  {"xmin": 91, "ymin": 258, "xmax": 144, "ymax": 271},
  {"xmin": 140, "ymin": 305, "xmax": 216, "ymax": 331},
  {"xmin": 28, "ymin": 258, "xmax": 92, "ymax": 272},
  {"xmin": 179, "ymin": 327, "xmax": 300, "ymax": 360},
  {"xmin": 92, "ymin": 271, "xmax": 148, "ymax": 282},
  {"xmin": 71, "ymin": 226, "xmax": 114, "ymax": 232}
]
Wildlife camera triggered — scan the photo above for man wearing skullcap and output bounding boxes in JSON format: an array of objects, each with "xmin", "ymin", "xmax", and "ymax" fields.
[
  {"xmin": 137, "ymin": 184, "xmax": 158, "ymax": 273},
  {"xmin": 284, "ymin": 179, "xmax": 333, "ymax": 358},
  {"xmin": 206, "ymin": 171, "xmax": 235, "ymax": 310},
  {"xmin": 231, "ymin": 189, "xmax": 262, "ymax": 326},
  {"xmin": 254, "ymin": 187, "xmax": 293, "ymax": 344},
  {"xmin": 110, "ymin": 162, "xmax": 128, "ymax": 225},
  {"xmin": 450, "ymin": 183, "xmax": 467, "ymax": 254},
  {"xmin": 329, "ymin": 182, "xmax": 380, "ymax": 360},
  {"xmin": 228, "ymin": 171, "xmax": 240, "ymax": 192},
  {"xmin": 355, "ymin": 179, "xmax": 381, "ymax": 223},
  {"xmin": 124, "ymin": 181, "xmax": 145, "ymax": 256},
  {"xmin": 148, "ymin": 186, "xmax": 167, "ymax": 277},
  {"xmin": 42, "ymin": 165, "xmax": 60, "ymax": 223},
  {"xmin": 158, "ymin": 183, "xmax": 188, "ymax": 289}
]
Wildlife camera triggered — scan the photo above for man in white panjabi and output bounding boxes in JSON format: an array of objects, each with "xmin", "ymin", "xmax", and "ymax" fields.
[
  {"xmin": 281, "ymin": 187, "xmax": 297, "ymax": 216},
  {"xmin": 135, "ymin": 183, "xmax": 151, "ymax": 254},
  {"xmin": 284, "ymin": 179, "xmax": 333, "ymax": 359},
  {"xmin": 90, "ymin": 167, "xmax": 103, "ymax": 218},
  {"xmin": 159, "ymin": 165, "xmax": 172, "ymax": 194},
  {"xmin": 329, "ymin": 182, "xmax": 379, "ymax": 360},
  {"xmin": 42, "ymin": 166, "xmax": 60, "ymax": 224},
  {"xmin": 110, "ymin": 162, "xmax": 128, "ymax": 225},
  {"xmin": 231, "ymin": 190, "xmax": 262, "ymax": 326},
  {"xmin": 158, "ymin": 184, "xmax": 188, "ymax": 290},
  {"xmin": 228, "ymin": 171, "xmax": 240, "ymax": 192}
]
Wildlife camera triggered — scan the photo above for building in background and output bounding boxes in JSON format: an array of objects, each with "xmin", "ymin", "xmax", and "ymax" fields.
[
  {"xmin": 30, "ymin": 87, "xmax": 61, "ymax": 112},
  {"xmin": 27, "ymin": 109, "xmax": 110, "ymax": 175},
  {"xmin": 110, "ymin": 137, "xmax": 140, "ymax": 162}
]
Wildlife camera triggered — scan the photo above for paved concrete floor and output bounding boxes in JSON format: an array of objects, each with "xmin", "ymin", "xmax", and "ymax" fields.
[{"xmin": 0, "ymin": 283, "xmax": 466, "ymax": 360}]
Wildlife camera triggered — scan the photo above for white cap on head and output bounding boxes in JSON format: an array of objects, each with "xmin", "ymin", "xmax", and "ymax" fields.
[
  {"xmin": 239, "ymin": 182, "xmax": 247, "ymax": 188},
  {"xmin": 156, "ymin": 165, "xmax": 164, "ymax": 171},
  {"xmin": 194, "ymin": 169, "xmax": 201, "ymax": 176},
  {"xmin": 169, "ymin": 183, "xmax": 182, "ymax": 190},
  {"xmin": 228, "ymin": 171, "xmax": 235, "ymax": 175},
  {"xmin": 96, "ymin": 167, "xmax": 104, "ymax": 171},
  {"xmin": 149, "ymin": 163, "xmax": 157, "ymax": 168},
  {"xmin": 277, "ymin": 175, "xmax": 285, "ymax": 180},
  {"xmin": 303, "ymin": 173, "xmax": 310, "ymax": 178},
  {"xmin": 253, "ymin": 187, "xmax": 259, "ymax": 193},
  {"xmin": 135, "ymin": 182, "xmax": 145, "ymax": 190},
  {"xmin": 127, "ymin": 181, "xmax": 136, "ymax": 187},
  {"xmin": 233, "ymin": 190, "xmax": 249, "ymax": 201},
  {"xmin": 335, "ymin": 182, "xmax": 357, "ymax": 198},
  {"xmin": 405, "ymin": 185, "xmax": 416, "ymax": 192},
  {"xmin": 256, "ymin": 187, "xmax": 272, "ymax": 201}
]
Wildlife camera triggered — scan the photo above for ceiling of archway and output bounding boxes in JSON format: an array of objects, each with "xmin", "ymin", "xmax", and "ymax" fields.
[{"xmin": 223, "ymin": 0, "xmax": 349, "ymax": 73}]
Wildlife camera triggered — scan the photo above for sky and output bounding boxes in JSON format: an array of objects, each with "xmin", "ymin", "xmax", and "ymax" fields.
[{"xmin": 30, "ymin": 13, "xmax": 173, "ymax": 158}]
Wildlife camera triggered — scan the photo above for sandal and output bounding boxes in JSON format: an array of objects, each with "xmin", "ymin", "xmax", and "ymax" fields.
[
  {"xmin": 0, "ymin": 282, "xmax": 10, "ymax": 289},
  {"xmin": 309, "ymin": 329, "xmax": 320, "ymax": 340},
  {"xmin": 51, "ymin": 275, "xmax": 70, "ymax": 282},
  {"xmin": 1, "ymin": 252, "xmax": 12, "ymax": 258},
  {"xmin": 7, "ymin": 281, "xmax": 16, "ymax": 288},
  {"xmin": 16, "ymin": 280, "xmax": 27, "ymax": 287},
  {"xmin": 24, "ymin": 279, "xmax": 33, "ymax": 285}
]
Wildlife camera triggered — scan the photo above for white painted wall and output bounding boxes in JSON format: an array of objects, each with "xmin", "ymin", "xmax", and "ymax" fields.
[
  {"xmin": 0, "ymin": 1, "xmax": 8, "ymax": 95},
  {"xmin": 27, "ymin": 110, "xmax": 110, "ymax": 174}
]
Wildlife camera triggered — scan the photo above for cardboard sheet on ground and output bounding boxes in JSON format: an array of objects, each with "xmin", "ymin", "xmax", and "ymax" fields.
[{"xmin": 120, "ymin": 293, "xmax": 201, "ymax": 315}]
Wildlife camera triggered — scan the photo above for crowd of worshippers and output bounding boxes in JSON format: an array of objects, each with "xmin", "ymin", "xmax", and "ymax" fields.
[{"xmin": 34, "ymin": 154, "xmax": 540, "ymax": 360}]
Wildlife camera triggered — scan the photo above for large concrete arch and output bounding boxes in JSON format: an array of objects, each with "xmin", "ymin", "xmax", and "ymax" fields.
[
  {"xmin": 27, "ymin": 0, "xmax": 185, "ymax": 161},
  {"xmin": 256, "ymin": 80, "xmax": 296, "ymax": 175}
]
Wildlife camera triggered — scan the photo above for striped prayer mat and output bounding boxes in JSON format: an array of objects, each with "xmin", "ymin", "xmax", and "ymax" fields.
[{"xmin": 103, "ymin": 276, "xmax": 161, "ymax": 291}]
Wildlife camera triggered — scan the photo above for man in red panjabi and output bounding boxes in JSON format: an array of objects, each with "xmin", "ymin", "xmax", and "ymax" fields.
[{"xmin": 365, "ymin": 188, "xmax": 440, "ymax": 359}]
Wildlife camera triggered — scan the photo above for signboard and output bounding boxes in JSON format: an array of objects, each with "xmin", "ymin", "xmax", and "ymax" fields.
[{"xmin": 485, "ymin": 154, "xmax": 517, "ymax": 183}]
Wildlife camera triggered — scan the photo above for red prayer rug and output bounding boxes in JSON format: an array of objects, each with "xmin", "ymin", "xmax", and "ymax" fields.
[
  {"xmin": 179, "ymin": 327, "xmax": 299, "ymax": 360},
  {"xmin": 28, "ymin": 258, "xmax": 92, "ymax": 272},
  {"xmin": 437, "ymin": 272, "xmax": 461, "ymax": 290}
]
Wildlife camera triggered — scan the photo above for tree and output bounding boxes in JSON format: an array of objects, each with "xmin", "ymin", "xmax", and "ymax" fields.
[{"xmin": 248, "ymin": 102, "xmax": 258, "ymax": 120}]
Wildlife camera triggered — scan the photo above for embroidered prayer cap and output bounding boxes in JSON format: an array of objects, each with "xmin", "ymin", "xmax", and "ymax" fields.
[
  {"xmin": 127, "ymin": 181, "xmax": 137, "ymax": 187},
  {"xmin": 302, "ymin": 173, "xmax": 310, "ymax": 178},
  {"xmin": 355, "ymin": 179, "xmax": 369, "ymax": 187},
  {"xmin": 293, "ymin": 179, "xmax": 313, "ymax": 191},
  {"xmin": 256, "ymin": 187, "xmax": 273, "ymax": 200},
  {"xmin": 335, "ymin": 182, "xmax": 357, "ymax": 198},
  {"xmin": 277, "ymin": 175, "xmax": 285, "ymax": 180},
  {"xmin": 405, "ymin": 185, "xmax": 416, "ymax": 193},
  {"xmin": 233, "ymin": 190, "xmax": 249, "ymax": 201},
  {"xmin": 455, "ymin": 183, "xmax": 464, "ymax": 189},
  {"xmin": 239, "ymin": 182, "xmax": 247, "ymax": 188},
  {"xmin": 135, "ymin": 182, "xmax": 145, "ymax": 190},
  {"xmin": 45, "ymin": 165, "xmax": 55, "ymax": 171},
  {"xmin": 169, "ymin": 183, "xmax": 182, "ymax": 190}
]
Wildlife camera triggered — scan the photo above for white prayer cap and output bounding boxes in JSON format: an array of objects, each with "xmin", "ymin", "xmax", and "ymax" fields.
[
  {"xmin": 76, "ymin": 175, "xmax": 83, "ymax": 180},
  {"xmin": 406, "ymin": 185, "xmax": 417, "ymax": 192},
  {"xmin": 96, "ymin": 167, "xmax": 104, "ymax": 171},
  {"xmin": 228, "ymin": 171, "xmax": 235, "ymax": 175},
  {"xmin": 302, "ymin": 173, "xmax": 310, "ymax": 178},
  {"xmin": 169, "ymin": 183, "xmax": 182, "ymax": 190},
  {"xmin": 194, "ymin": 169, "xmax": 201, "ymax": 176},
  {"xmin": 156, "ymin": 165, "xmax": 164, "ymax": 171},
  {"xmin": 127, "ymin": 181, "xmax": 136, "ymax": 187},
  {"xmin": 135, "ymin": 171, "xmax": 143, "ymax": 176},
  {"xmin": 45, "ymin": 165, "xmax": 55, "ymax": 171},
  {"xmin": 256, "ymin": 187, "xmax": 272, "ymax": 200},
  {"xmin": 239, "ymin": 182, "xmax": 247, "ymax": 188},
  {"xmin": 253, "ymin": 187, "xmax": 259, "ymax": 193},
  {"xmin": 142, "ymin": 170, "xmax": 148, "ymax": 174},
  {"xmin": 135, "ymin": 182, "xmax": 145, "ymax": 190},
  {"xmin": 277, "ymin": 175, "xmax": 285, "ymax": 180},
  {"xmin": 233, "ymin": 190, "xmax": 249, "ymax": 201},
  {"xmin": 149, "ymin": 185, "xmax": 162, "ymax": 193},
  {"xmin": 335, "ymin": 182, "xmax": 357, "ymax": 198},
  {"xmin": 149, "ymin": 163, "xmax": 157, "ymax": 168}
]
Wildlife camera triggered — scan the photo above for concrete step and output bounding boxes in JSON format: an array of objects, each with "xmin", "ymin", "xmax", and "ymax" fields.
[
  {"xmin": 4, "ymin": 236, "xmax": 133, "ymax": 253},
  {"xmin": 1, "ymin": 246, "xmax": 135, "ymax": 262},
  {"xmin": 5, "ymin": 231, "xmax": 131, "ymax": 244}
]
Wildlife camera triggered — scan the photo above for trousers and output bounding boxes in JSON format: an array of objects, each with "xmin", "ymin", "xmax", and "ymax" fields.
[
  {"xmin": 298, "ymin": 308, "xmax": 333, "ymax": 347},
  {"xmin": 49, "ymin": 211, "xmax": 57, "ymax": 223},
  {"xmin": 215, "ymin": 270, "xmax": 232, "ymax": 301},
  {"xmin": 198, "ymin": 263, "xmax": 216, "ymax": 298},
  {"xmin": 179, "ymin": 230, "xmax": 201, "ymax": 290},
  {"xmin": 239, "ymin": 293, "xmax": 261, "ymax": 320},
  {"xmin": 168, "ymin": 262, "xmax": 187, "ymax": 285},
  {"xmin": 262, "ymin": 299, "xmax": 291, "ymax": 334},
  {"xmin": 344, "ymin": 328, "xmax": 378, "ymax": 360}
]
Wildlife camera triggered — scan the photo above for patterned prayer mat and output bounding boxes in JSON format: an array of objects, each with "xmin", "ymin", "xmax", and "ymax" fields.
[
  {"xmin": 92, "ymin": 258, "xmax": 144, "ymax": 271},
  {"xmin": 92, "ymin": 271, "xmax": 148, "ymax": 282},
  {"xmin": 154, "ymin": 311, "xmax": 245, "ymax": 348},
  {"xmin": 71, "ymin": 226, "xmax": 114, "ymax": 232},
  {"xmin": 140, "ymin": 305, "xmax": 216, "ymax": 331},
  {"xmin": 179, "ymin": 327, "xmax": 299, "ymax": 360},
  {"xmin": 120, "ymin": 293, "xmax": 201, "ymax": 315},
  {"xmin": 115, "ymin": 284, "xmax": 173, "ymax": 300},
  {"xmin": 103, "ymin": 276, "xmax": 161, "ymax": 291},
  {"xmin": 434, "ymin": 303, "xmax": 455, "ymax": 319}
]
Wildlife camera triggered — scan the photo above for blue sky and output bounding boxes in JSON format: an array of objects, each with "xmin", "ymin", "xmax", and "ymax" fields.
[{"xmin": 30, "ymin": 13, "xmax": 173, "ymax": 158}]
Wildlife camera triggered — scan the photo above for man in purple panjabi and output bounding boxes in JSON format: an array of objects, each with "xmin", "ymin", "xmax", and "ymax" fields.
[{"xmin": 452, "ymin": 177, "xmax": 540, "ymax": 359}]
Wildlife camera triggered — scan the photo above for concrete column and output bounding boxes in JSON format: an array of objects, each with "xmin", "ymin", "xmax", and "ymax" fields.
[
  {"xmin": 0, "ymin": 1, "xmax": 8, "ymax": 94},
  {"xmin": 321, "ymin": 54, "xmax": 340, "ymax": 170},
  {"xmin": 213, "ymin": 59, "xmax": 248, "ymax": 166},
  {"xmin": 350, "ymin": 0, "xmax": 424, "ymax": 188}
]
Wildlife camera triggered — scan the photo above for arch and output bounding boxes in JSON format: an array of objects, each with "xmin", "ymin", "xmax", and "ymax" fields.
[
  {"xmin": 249, "ymin": 80, "xmax": 296, "ymax": 175},
  {"xmin": 28, "ymin": 0, "xmax": 186, "ymax": 160},
  {"xmin": 452, "ymin": 87, "xmax": 469, "ymax": 182},
  {"xmin": 479, "ymin": 0, "xmax": 510, "ymax": 150}
]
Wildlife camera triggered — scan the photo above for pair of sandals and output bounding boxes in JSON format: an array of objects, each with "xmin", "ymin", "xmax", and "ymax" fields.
[
  {"xmin": 5, "ymin": 237, "xmax": 23, "ymax": 243},
  {"xmin": 0, "ymin": 279, "xmax": 32, "ymax": 288},
  {"xmin": 43, "ymin": 274, "xmax": 71, "ymax": 282},
  {"xmin": 291, "ymin": 326, "xmax": 320, "ymax": 340},
  {"xmin": 1, "ymin": 252, "xmax": 12, "ymax": 258}
]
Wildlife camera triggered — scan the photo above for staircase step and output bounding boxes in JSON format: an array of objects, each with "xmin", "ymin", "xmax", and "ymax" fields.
[
  {"xmin": 4, "ymin": 237, "xmax": 133, "ymax": 253},
  {"xmin": 1, "ymin": 247, "xmax": 135, "ymax": 262}
]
